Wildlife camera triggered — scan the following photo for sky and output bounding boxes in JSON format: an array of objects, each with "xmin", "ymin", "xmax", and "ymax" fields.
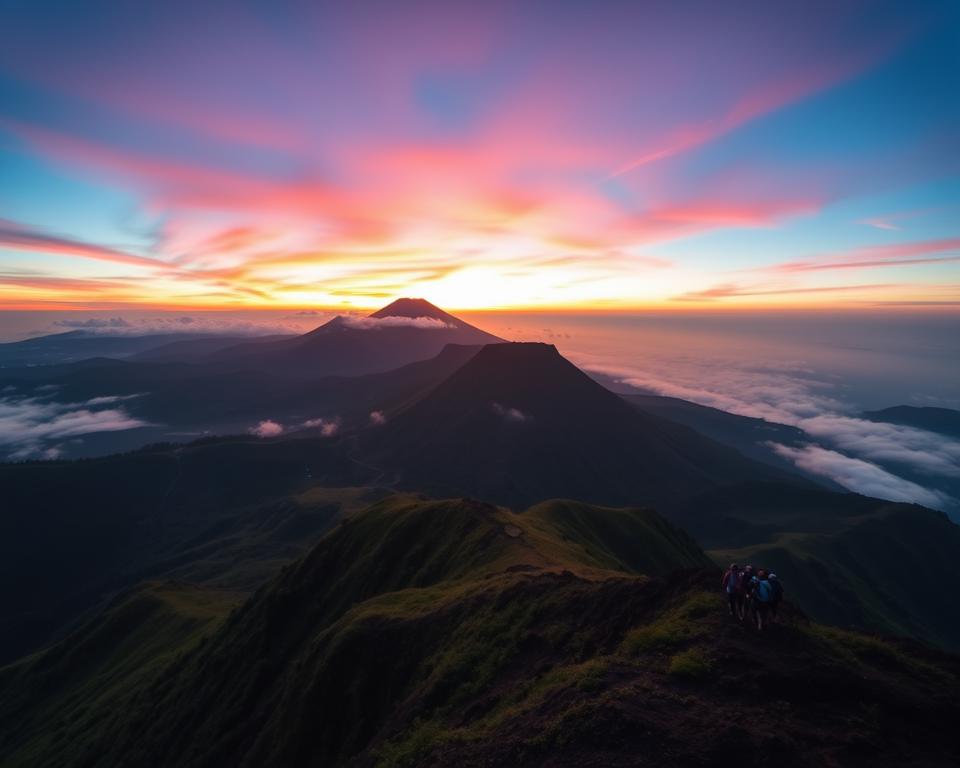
[{"xmin": 1, "ymin": 0, "xmax": 959, "ymax": 311}]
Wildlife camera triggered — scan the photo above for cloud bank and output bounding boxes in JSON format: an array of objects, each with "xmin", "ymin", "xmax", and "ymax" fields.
[
  {"xmin": 0, "ymin": 395, "xmax": 150, "ymax": 459},
  {"xmin": 339, "ymin": 316, "xmax": 453, "ymax": 331},
  {"xmin": 43, "ymin": 315, "xmax": 308, "ymax": 337},
  {"xmin": 580, "ymin": 349, "xmax": 958, "ymax": 511},
  {"xmin": 769, "ymin": 443, "xmax": 950, "ymax": 509}
]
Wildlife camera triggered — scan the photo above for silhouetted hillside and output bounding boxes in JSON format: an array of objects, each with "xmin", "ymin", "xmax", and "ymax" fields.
[
  {"xmin": 0, "ymin": 439, "xmax": 374, "ymax": 663},
  {"xmin": 367, "ymin": 343, "xmax": 808, "ymax": 508}
]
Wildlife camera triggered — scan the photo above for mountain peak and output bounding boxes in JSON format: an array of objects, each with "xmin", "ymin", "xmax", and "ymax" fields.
[
  {"xmin": 369, "ymin": 298, "xmax": 452, "ymax": 321},
  {"xmin": 471, "ymin": 341, "xmax": 561, "ymax": 362}
]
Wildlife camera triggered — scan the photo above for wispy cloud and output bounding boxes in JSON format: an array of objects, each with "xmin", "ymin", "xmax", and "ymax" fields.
[
  {"xmin": 303, "ymin": 417, "xmax": 340, "ymax": 436},
  {"xmin": 769, "ymin": 237, "xmax": 960, "ymax": 274},
  {"xmin": 339, "ymin": 315, "xmax": 453, "ymax": 331},
  {"xmin": 54, "ymin": 317, "xmax": 131, "ymax": 330},
  {"xmin": 492, "ymin": 402, "xmax": 529, "ymax": 423},
  {"xmin": 859, "ymin": 206, "xmax": 953, "ymax": 231},
  {"xmin": 0, "ymin": 395, "xmax": 150, "ymax": 459},
  {"xmin": 0, "ymin": 217, "xmax": 163, "ymax": 269},
  {"xmin": 41, "ymin": 315, "xmax": 305, "ymax": 337},
  {"xmin": 609, "ymin": 62, "xmax": 868, "ymax": 178},
  {"xmin": 672, "ymin": 283, "xmax": 895, "ymax": 302}
]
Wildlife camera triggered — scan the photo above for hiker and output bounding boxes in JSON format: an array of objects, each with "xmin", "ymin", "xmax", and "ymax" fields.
[
  {"xmin": 768, "ymin": 572, "xmax": 784, "ymax": 621},
  {"xmin": 752, "ymin": 569, "xmax": 774, "ymax": 631},
  {"xmin": 721, "ymin": 563, "xmax": 741, "ymax": 617},
  {"xmin": 739, "ymin": 565, "xmax": 755, "ymax": 621}
]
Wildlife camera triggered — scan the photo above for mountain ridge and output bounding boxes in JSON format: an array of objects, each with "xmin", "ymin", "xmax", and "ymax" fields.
[{"xmin": 2, "ymin": 496, "xmax": 957, "ymax": 767}]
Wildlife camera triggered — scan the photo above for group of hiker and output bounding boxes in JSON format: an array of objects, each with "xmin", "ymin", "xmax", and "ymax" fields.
[{"xmin": 721, "ymin": 564, "xmax": 783, "ymax": 631}]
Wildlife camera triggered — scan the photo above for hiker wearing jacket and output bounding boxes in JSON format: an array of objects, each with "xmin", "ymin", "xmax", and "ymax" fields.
[
  {"xmin": 752, "ymin": 570, "xmax": 774, "ymax": 631},
  {"xmin": 721, "ymin": 564, "xmax": 741, "ymax": 618}
]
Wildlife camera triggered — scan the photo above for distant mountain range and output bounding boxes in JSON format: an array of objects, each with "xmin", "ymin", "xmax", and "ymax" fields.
[
  {"xmin": 862, "ymin": 405, "xmax": 960, "ymax": 438},
  {"xmin": 195, "ymin": 297, "xmax": 503, "ymax": 378},
  {"xmin": 0, "ymin": 330, "xmax": 259, "ymax": 367},
  {"xmin": 0, "ymin": 298, "xmax": 499, "ymax": 374}
]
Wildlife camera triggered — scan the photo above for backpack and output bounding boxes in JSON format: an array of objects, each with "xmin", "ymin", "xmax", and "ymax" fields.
[
  {"xmin": 756, "ymin": 579, "xmax": 772, "ymax": 603},
  {"xmin": 770, "ymin": 578, "xmax": 783, "ymax": 601}
]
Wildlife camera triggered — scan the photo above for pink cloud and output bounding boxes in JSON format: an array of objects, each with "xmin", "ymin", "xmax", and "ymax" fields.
[
  {"xmin": 771, "ymin": 237, "xmax": 960, "ymax": 273},
  {"xmin": 609, "ymin": 61, "xmax": 871, "ymax": 178},
  {"xmin": 672, "ymin": 282, "xmax": 897, "ymax": 302},
  {"xmin": 0, "ymin": 217, "xmax": 163, "ymax": 269},
  {"xmin": 249, "ymin": 420, "xmax": 283, "ymax": 438}
]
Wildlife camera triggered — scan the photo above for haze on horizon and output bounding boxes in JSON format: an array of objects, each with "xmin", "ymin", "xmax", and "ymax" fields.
[{"xmin": 1, "ymin": 0, "xmax": 959, "ymax": 312}]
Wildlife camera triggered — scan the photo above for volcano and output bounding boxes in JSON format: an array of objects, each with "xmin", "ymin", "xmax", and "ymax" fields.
[
  {"xmin": 366, "ymin": 342, "xmax": 808, "ymax": 508},
  {"xmin": 206, "ymin": 298, "xmax": 503, "ymax": 378}
]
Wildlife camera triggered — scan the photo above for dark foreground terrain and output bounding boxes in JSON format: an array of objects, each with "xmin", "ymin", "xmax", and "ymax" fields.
[{"xmin": 1, "ymin": 497, "xmax": 957, "ymax": 767}]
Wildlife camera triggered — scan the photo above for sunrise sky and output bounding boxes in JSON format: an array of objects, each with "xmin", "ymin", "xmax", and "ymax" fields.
[{"xmin": 1, "ymin": 0, "xmax": 959, "ymax": 311}]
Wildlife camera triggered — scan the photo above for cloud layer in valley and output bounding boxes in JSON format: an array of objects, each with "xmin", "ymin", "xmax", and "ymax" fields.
[
  {"xmin": 0, "ymin": 394, "xmax": 150, "ymax": 459},
  {"xmin": 43, "ymin": 314, "xmax": 319, "ymax": 337},
  {"xmin": 769, "ymin": 443, "xmax": 951, "ymax": 508},
  {"xmin": 566, "ymin": 319, "xmax": 960, "ymax": 513}
]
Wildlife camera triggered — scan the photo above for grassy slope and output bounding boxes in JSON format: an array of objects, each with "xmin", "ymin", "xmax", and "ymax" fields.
[
  {"xmin": 0, "ymin": 430, "xmax": 376, "ymax": 663},
  {"xmin": 0, "ymin": 496, "xmax": 711, "ymax": 767},
  {"xmin": 0, "ymin": 582, "xmax": 241, "ymax": 767},
  {"xmin": 4, "ymin": 497, "xmax": 957, "ymax": 767}
]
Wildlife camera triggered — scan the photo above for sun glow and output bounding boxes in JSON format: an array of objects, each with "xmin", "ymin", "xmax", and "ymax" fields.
[{"xmin": 0, "ymin": 1, "xmax": 957, "ymax": 313}]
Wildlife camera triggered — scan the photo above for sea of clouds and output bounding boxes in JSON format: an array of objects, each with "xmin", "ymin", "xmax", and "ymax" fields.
[{"xmin": 578, "ymin": 354, "xmax": 959, "ymax": 512}]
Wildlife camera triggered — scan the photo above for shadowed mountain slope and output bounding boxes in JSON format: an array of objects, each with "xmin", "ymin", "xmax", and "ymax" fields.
[
  {"xmin": 2, "ymin": 497, "xmax": 956, "ymax": 768},
  {"xmin": 366, "ymin": 342, "xmax": 809, "ymax": 508}
]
